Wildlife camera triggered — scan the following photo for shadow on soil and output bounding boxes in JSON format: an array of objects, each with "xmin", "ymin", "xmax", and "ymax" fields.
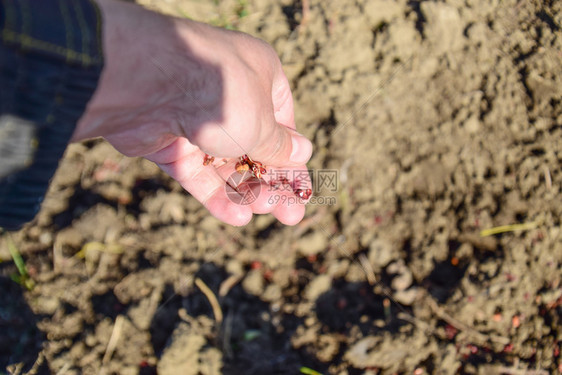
[
  {"xmin": 0, "ymin": 276, "xmax": 48, "ymax": 374},
  {"xmin": 148, "ymin": 264, "xmax": 420, "ymax": 375},
  {"xmin": 149, "ymin": 263, "xmax": 307, "ymax": 375}
]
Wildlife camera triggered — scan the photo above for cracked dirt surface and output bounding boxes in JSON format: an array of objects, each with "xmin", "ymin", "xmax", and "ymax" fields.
[{"xmin": 1, "ymin": 0, "xmax": 561, "ymax": 374}]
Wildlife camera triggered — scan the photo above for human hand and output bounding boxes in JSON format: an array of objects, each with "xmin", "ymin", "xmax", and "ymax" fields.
[{"xmin": 74, "ymin": 0, "xmax": 313, "ymax": 226}]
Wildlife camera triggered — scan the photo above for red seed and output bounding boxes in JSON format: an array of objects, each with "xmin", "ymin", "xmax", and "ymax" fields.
[
  {"xmin": 512, "ymin": 315, "xmax": 521, "ymax": 328},
  {"xmin": 236, "ymin": 154, "xmax": 266, "ymax": 179},
  {"xmin": 445, "ymin": 324, "xmax": 458, "ymax": 340},
  {"xmin": 203, "ymin": 154, "xmax": 214, "ymax": 166},
  {"xmin": 235, "ymin": 161, "xmax": 250, "ymax": 174},
  {"xmin": 252, "ymin": 165, "xmax": 264, "ymax": 179},
  {"xmin": 263, "ymin": 269, "xmax": 273, "ymax": 281},
  {"xmin": 295, "ymin": 188, "xmax": 312, "ymax": 200}
]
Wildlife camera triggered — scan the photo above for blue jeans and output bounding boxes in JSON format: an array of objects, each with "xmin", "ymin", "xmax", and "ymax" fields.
[{"xmin": 0, "ymin": 0, "xmax": 104, "ymax": 230}]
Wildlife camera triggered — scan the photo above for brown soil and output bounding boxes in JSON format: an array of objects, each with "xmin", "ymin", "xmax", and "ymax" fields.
[{"xmin": 1, "ymin": 0, "xmax": 561, "ymax": 374}]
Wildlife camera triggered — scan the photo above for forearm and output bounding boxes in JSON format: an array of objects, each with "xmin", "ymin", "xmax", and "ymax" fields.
[
  {"xmin": 72, "ymin": 0, "xmax": 174, "ymax": 141},
  {"xmin": 73, "ymin": 0, "xmax": 254, "ymax": 154}
]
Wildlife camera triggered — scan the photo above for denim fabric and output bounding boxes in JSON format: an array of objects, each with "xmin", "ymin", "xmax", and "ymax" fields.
[{"xmin": 0, "ymin": 0, "xmax": 104, "ymax": 230}]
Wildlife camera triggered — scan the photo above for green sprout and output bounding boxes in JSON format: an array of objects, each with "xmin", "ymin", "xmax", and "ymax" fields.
[
  {"xmin": 236, "ymin": 0, "xmax": 249, "ymax": 18},
  {"xmin": 6, "ymin": 234, "xmax": 35, "ymax": 290},
  {"xmin": 242, "ymin": 329, "xmax": 261, "ymax": 341},
  {"xmin": 300, "ymin": 367, "xmax": 323, "ymax": 375},
  {"xmin": 480, "ymin": 221, "xmax": 538, "ymax": 237}
]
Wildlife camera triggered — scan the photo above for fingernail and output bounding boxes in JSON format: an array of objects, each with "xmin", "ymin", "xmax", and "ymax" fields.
[{"xmin": 290, "ymin": 133, "xmax": 313, "ymax": 164}]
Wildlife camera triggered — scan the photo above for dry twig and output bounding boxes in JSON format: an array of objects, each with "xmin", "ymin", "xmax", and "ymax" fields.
[
  {"xmin": 424, "ymin": 293, "xmax": 510, "ymax": 345},
  {"xmin": 102, "ymin": 315, "xmax": 125, "ymax": 366},
  {"xmin": 300, "ymin": 0, "xmax": 310, "ymax": 31},
  {"xmin": 23, "ymin": 351, "xmax": 45, "ymax": 375},
  {"xmin": 489, "ymin": 365, "xmax": 548, "ymax": 375},
  {"xmin": 543, "ymin": 166, "xmax": 552, "ymax": 191},
  {"xmin": 195, "ymin": 277, "xmax": 223, "ymax": 324},
  {"xmin": 218, "ymin": 274, "xmax": 242, "ymax": 298},
  {"xmin": 358, "ymin": 253, "xmax": 377, "ymax": 285}
]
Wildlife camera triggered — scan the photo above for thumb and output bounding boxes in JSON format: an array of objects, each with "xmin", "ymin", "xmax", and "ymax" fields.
[
  {"xmin": 249, "ymin": 121, "xmax": 313, "ymax": 168},
  {"xmin": 248, "ymin": 68, "xmax": 312, "ymax": 167}
]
